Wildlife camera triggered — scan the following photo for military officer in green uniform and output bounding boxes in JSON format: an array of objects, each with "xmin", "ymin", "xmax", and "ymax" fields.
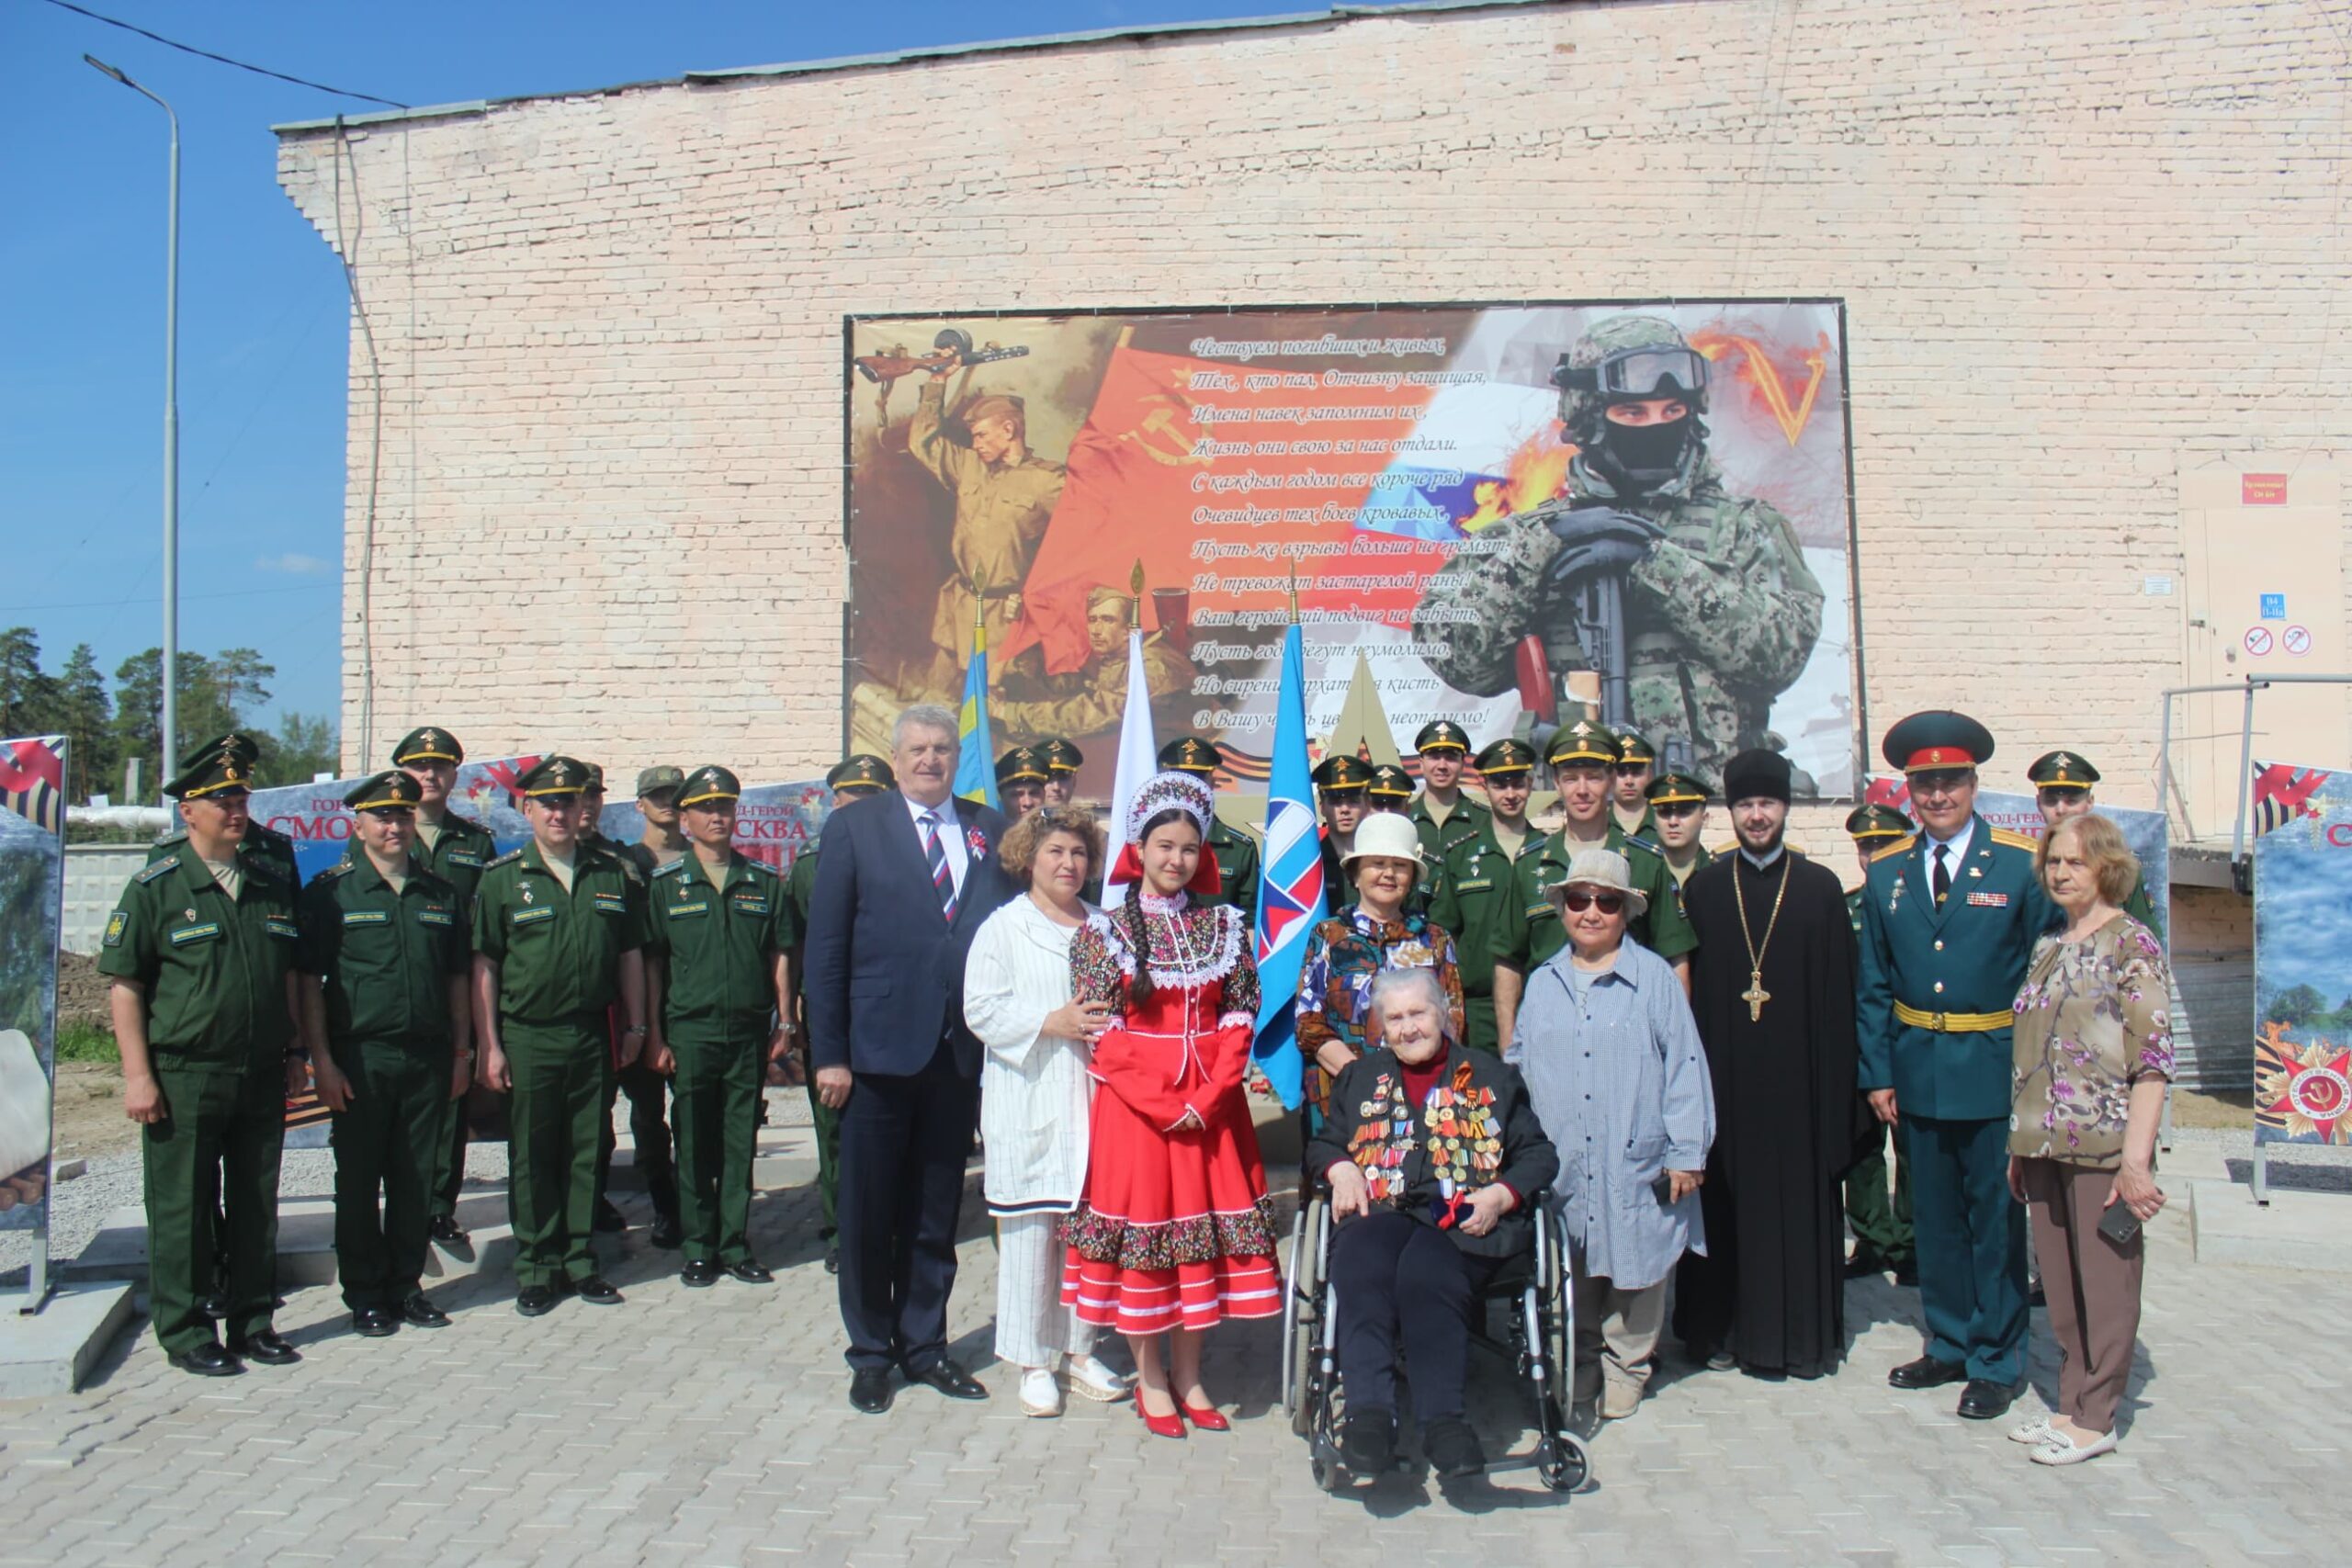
[
  {"xmin": 392, "ymin": 725, "xmax": 498, "ymax": 1247},
  {"xmin": 1492, "ymin": 718, "xmax": 1697, "ymax": 1049},
  {"xmin": 1644, "ymin": 770, "xmax": 1713, "ymax": 913},
  {"xmin": 147, "ymin": 729, "xmax": 300, "ymax": 886},
  {"xmin": 1408, "ymin": 719, "xmax": 1489, "ymax": 864},
  {"xmin": 787, "ymin": 754, "xmax": 895, "ymax": 1273},
  {"xmin": 1312, "ymin": 754, "xmax": 1374, "ymax": 913},
  {"xmin": 1611, "ymin": 727, "xmax": 1662, "ymax": 840},
  {"xmin": 2027, "ymin": 750, "xmax": 2162, "ymax": 938},
  {"xmin": 1425, "ymin": 738, "xmax": 1544, "ymax": 1054},
  {"xmin": 1038, "ymin": 738, "xmax": 1082, "ymax": 807},
  {"xmin": 1858, "ymin": 712, "xmax": 2053, "ymax": 1419},
  {"xmin": 616, "ymin": 764, "xmax": 688, "ymax": 880},
  {"xmin": 297, "ymin": 771, "xmax": 471, "ymax": 1337},
  {"xmin": 100, "ymin": 748, "xmax": 306, "ymax": 1374},
  {"xmin": 1159, "ymin": 736, "xmax": 1260, "ymax": 919},
  {"xmin": 471, "ymin": 755, "xmax": 649, "ymax": 1316},
  {"xmin": 1365, "ymin": 762, "xmax": 1415, "ymax": 817},
  {"xmin": 1415, "ymin": 314, "xmax": 1824, "ymax": 783},
  {"xmin": 645, "ymin": 766, "xmax": 797, "ymax": 1288},
  {"xmin": 580, "ymin": 763, "xmax": 678, "ymax": 1244},
  {"xmin": 1841, "ymin": 800, "xmax": 1917, "ymax": 1284},
  {"xmin": 996, "ymin": 746, "xmax": 1048, "ymax": 822}
]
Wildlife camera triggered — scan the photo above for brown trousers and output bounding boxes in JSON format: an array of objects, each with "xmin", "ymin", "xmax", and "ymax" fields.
[{"xmin": 2021, "ymin": 1157, "xmax": 2144, "ymax": 1433}]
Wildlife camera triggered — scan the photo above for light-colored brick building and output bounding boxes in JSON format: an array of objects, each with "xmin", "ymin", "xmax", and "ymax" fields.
[{"xmin": 274, "ymin": 0, "xmax": 2349, "ymax": 1082}]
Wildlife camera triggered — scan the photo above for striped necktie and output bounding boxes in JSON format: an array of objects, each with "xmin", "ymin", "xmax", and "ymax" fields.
[{"xmin": 922, "ymin": 810, "xmax": 958, "ymax": 923}]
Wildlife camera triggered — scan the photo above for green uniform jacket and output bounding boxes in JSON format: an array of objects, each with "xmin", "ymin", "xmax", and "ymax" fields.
[
  {"xmin": 1206, "ymin": 817, "xmax": 1260, "ymax": 919},
  {"xmin": 1855, "ymin": 818, "xmax": 2056, "ymax": 1122},
  {"xmin": 298, "ymin": 855, "xmax": 469, "ymax": 1049},
  {"xmin": 1663, "ymin": 841, "xmax": 1713, "ymax": 920},
  {"xmin": 1496, "ymin": 821, "xmax": 1698, "ymax": 973},
  {"xmin": 149, "ymin": 821, "xmax": 300, "ymax": 887},
  {"xmin": 1410, "ymin": 793, "xmax": 1491, "ymax": 866},
  {"xmin": 98, "ymin": 852, "xmax": 301, "ymax": 1071},
  {"xmin": 413, "ymin": 809, "xmax": 498, "ymax": 918},
  {"xmin": 647, "ymin": 852, "xmax": 797, "ymax": 1042},
  {"xmin": 471, "ymin": 841, "xmax": 646, "ymax": 1021},
  {"xmin": 1846, "ymin": 885, "xmax": 1866, "ymax": 940},
  {"xmin": 1425, "ymin": 823, "xmax": 1549, "ymax": 1000},
  {"xmin": 2121, "ymin": 869, "xmax": 2162, "ymax": 942}
]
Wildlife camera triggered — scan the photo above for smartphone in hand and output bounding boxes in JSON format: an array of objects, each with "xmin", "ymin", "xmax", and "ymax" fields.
[{"xmin": 2097, "ymin": 1201, "xmax": 2143, "ymax": 1247}]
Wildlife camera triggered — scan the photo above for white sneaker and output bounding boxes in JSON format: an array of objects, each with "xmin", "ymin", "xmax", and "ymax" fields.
[
  {"xmin": 1018, "ymin": 1366, "xmax": 1063, "ymax": 1418},
  {"xmin": 1063, "ymin": 1353, "xmax": 1134, "ymax": 1404},
  {"xmin": 2030, "ymin": 1427, "xmax": 2118, "ymax": 1466},
  {"xmin": 2007, "ymin": 1416, "xmax": 2056, "ymax": 1446}
]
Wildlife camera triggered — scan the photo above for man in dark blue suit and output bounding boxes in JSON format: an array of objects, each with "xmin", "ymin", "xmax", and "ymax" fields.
[{"xmin": 805, "ymin": 705, "xmax": 1014, "ymax": 1414}]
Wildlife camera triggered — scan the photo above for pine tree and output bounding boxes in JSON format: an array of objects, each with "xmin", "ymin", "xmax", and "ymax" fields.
[{"xmin": 56, "ymin": 644, "xmax": 114, "ymax": 801}]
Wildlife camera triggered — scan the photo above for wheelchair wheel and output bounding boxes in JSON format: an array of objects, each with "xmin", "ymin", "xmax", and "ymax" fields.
[
  {"xmin": 1283, "ymin": 1199, "xmax": 1326, "ymax": 1435},
  {"xmin": 1538, "ymin": 1430, "xmax": 1592, "ymax": 1494}
]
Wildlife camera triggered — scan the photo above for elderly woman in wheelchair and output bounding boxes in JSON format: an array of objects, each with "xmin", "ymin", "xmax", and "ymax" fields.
[{"xmin": 1299, "ymin": 967, "xmax": 1559, "ymax": 1481}]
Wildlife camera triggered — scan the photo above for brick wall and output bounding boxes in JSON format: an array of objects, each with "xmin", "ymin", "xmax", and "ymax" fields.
[{"xmin": 275, "ymin": 0, "xmax": 2349, "ymax": 795}]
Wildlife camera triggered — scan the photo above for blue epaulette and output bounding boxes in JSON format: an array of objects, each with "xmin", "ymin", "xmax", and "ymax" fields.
[
  {"xmin": 484, "ymin": 848, "xmax": 525, "ymax": 870},
  {"xmin": 136, "ymin": 857, "xmax": 178, "ymax": 884}
]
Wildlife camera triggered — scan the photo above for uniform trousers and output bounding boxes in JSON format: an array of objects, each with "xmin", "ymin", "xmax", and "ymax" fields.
[
  {"xmin": 806, "ymin": 1079, "xmax": 842, "ymax": 1240},
  {"xmin": 836, "ymin": 1043, "xmax": 977, "ymax": 1373},
  {"xmin": 1568, "ymin": 1255, "xmax": 1668, "ymax": 1406},
  {"xmin": 1329, "ymin": 1209, "xmax": 1502, "ymax": 1423},
  {"xmin": 1905, "ymin": 1113, "xmax": 2028, "ymax": 1384},
  {"xmin": 596, "ymin": 1057, "xmax": 678, "ymax": 1221},
  {"xmin": 430, "ymin": 1086, "xmax": 470, "ymax": 1224},
  {"xmin": 1844, "ymin": 1120, "xmax": 1915, "ymax": 1265},
  {"xmin": 1462, "ymin": 993, "xmax": 1499, "ymax": 1055},
  {"xmin": 671, "ymin": 1030, "xmax": 763, "ymax": 1266},
  {"xmin": 329, "ymin": 1038, "xmax": 448, "ymax": 1310},
  {"xmin": 503, "ymin": 1015, "xmax": 611, "ymax": 1291},
  {"xmin": 143, "ymin": 1066, "xmax": 284, "ymax": 1354},
  {"xmin": 2021, "ymin": 1157, "xmax": 2145, "ymax": 1433},
  {"xmin": 992, "ymin": 1211, "xmax": 1093, "ymax": 1368}
]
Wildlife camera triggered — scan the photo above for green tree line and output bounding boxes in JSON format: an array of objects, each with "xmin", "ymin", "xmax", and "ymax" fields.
[{"xmin": 0, "ymin": 626, "xmax": 337, "ymax": 803}]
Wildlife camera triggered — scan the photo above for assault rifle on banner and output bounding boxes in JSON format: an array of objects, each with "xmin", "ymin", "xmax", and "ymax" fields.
[
  {"xmin": 854, "ymin": 327, "xmax": 1031, "ymax": 419},
  {"xmin": 1512, "ymin": 502, "xmax": 1658, "ymax": 742}
]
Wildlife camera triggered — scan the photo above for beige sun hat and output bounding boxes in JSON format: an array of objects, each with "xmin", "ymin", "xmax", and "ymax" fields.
[
  {"xmin": 1339, "ymin": 812, "xmax": 1430, "ymax": 871},
  {"xmin": 1543, "ymin": 846, "xmax": 1648, "ymax": 919}
]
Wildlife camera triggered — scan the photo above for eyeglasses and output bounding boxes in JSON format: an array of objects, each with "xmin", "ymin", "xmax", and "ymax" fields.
[{"xmin": 1561, "ymin": 889, "xmax": 1626, "ymax": 914}]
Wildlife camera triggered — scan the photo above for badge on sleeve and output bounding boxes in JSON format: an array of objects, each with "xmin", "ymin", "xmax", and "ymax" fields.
[{"xmin": 104, "ymin": 910, "xmax": 128, "ymax": 948}]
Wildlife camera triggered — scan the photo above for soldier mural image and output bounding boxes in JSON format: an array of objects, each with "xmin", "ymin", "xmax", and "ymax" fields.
[{"xmin": 1415, "ymin": 313, "xmax": 1826, "ymax": 786}]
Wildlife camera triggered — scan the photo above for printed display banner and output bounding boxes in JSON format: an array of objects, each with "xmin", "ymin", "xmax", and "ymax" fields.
[
  {"xmin": 1860, "ymin": 779, "xmax": 2172, "ymax": 942},
  {"xmin": 0, "ymin": 735, "xmax": 67, "ymax": 1234},
  {"xmin": 845, "ymin": 301, "xmax": 1859, "ymax": 799},
  {"xmin": 2250, "ymin": 761, "xmax": 2352, "ymax": 1145}
]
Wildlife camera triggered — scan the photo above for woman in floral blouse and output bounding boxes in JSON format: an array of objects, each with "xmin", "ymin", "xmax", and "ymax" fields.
[
  {"xmin": 2007, "ymin": 812, "xmax": 2174, "ymax": 1467},
  {"xmin": 1296, "ymin": 812, "xmax": 1466, "ymax": 1122}
]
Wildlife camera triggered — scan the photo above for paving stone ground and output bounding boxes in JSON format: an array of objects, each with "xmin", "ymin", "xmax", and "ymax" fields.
[{"xmin": 0, "ymin": 1132, "xmax": 2339, "ymax": 1566}]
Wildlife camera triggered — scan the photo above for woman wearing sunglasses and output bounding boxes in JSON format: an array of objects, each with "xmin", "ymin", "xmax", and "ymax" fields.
[{"xmin": 1505, "ymin": 849, "xmax": 1714, "ymax": 1427}]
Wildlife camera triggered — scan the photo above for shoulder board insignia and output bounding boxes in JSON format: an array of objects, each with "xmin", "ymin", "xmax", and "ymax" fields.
[
  {"xmin": 314, "ymin": 861, "xmax": 356, "ymax": 881},
  {"xmin": 1711, "ymin": 840, "xmax": 1739, "ymax": 857},
  {"xmin": 743, "ymin": 859, "xmax": 776, "ymax": 876},
  {"xmin": 652, "ymin": 859, "xmax": 689, "ymax": 879},
  {"xmin": 1623, "ymin": 835, "xmax": 1664, "ymax": 862},
  {"xmin": 1988, "ymin": 827, "xmax": 2040, "ymax": 852},
  {"xmin": 485, "ymin": 848, "xmax": 525, "ymax": 869},
  {"xmin": 151, "ymin": 831, "xmax": 189, "ymax": 852},
  {"xmin": 1871, "ymin": 834, "xmax": 1918, "ymax": 864},
  {"xmin": 136, "ymin": 857, "xmax": 178, "ymax": 884}
]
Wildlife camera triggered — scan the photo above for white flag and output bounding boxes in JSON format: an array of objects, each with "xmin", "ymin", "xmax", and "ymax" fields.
[{"xmin": 1102, "ymin": 628, "xmax": 1160, "ymax": 898}]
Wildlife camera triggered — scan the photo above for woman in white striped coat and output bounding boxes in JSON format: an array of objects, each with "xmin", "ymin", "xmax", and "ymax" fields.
[{"xmin": 965, "ymin": 806, "xmax": 1135, "ymax": 1416}]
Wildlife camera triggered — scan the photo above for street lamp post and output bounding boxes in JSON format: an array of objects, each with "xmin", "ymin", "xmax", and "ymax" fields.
[{"xmin": 85, "ymin": 54, "xmax": 180, "ymax": 796}]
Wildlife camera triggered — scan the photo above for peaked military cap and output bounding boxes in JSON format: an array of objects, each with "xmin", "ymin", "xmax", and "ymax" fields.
[
  {"xmin": 181, "ymin": 729, "xmax": 263, "ymax": 770},
  {"xmin": 1645, "ymin": 772, "xmax": 1708, "ymax": 807},
  {"xmin": 345, "ymin": 770, "xmax": 422, "ymax": 812},
  {"xmin": 637, "ymin": 764, "xmax": 685, "ymax": 798},
  {"xmin": 1882, "ymin": 710, "xmax": 1996, "ymax": 774},
  {"xmin": 1414, "ymin": 719, "xmax": 1471, "ymax": 755},
  {"xmin": 1474, "ymin": 738, "xmax": 1536, "ymax": 776},
  {"xmin": 514, "ymin": 755, "xmax": 592, "ymax": 798},
  {"xmin": 164, "ymin": 749, "xmax": 254, "ymax": 800},
  {"xmin": 1312, "ymin": 754, "xmax": 1374, "ymax": 793},
  {"xmin": 1038, "ymin": 738, "xmax": 1084, "ymax": 775},
  {"xmin": 676, "ymin": 765, "xmax": 741, "ymax": 807},
  {"xmin": 390, "ymin": 726, "xmax": 464, "ymax": 765},
  {"xmin": 1545, "ymin": 717, "xmax": 1620, "ymax": 769},
  {"xmin": 1845, "ymin": 802, "xmax": 1913, "ymax": 843},
  {"xmin": 1366, "ymin": 762, "xmax": 1415, "ymax": 802},
  {"xmin": 1158, "ymin": 736, "xmax": 1221, "ymax": 776},
  {"xmin": 2027, "ymin": 750, "xmax": 2100, "ymax": 791},
  {"xmin": 581, "ymin": 762, "xmax": 606, "ymax": 792},
  {"xmin": 996, "ymin": 746, "xmax": 1048, "ymax": 786},
  {"xmin": 827, "ymin": 754, "xmax": 895, "ymax": 795},
  {"xmin": 1614, "ymin": 727, "xmax": 1657, "ymax": 767}
]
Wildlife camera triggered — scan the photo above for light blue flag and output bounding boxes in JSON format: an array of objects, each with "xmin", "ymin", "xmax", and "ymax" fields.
[
  {"xmin": 954, "ymin": 623, "xmax": 1000, "ymax": 811},
  {"xmin": 1250, "ymin": 622, "xmax": 1324, "ymax": 1111}
]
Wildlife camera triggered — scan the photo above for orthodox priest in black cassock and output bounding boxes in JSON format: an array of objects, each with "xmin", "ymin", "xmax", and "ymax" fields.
[{"xmin": 1672, "ymin": 750, "xmax": 1872, "ymax": 1379}]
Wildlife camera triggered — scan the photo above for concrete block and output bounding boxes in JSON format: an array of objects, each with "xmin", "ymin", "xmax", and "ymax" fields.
[
  {"xmin": 2190, "ymin": 1179, "xmax": 2352, "ymax": 1272},
  {"xmin": 0, "ymin": 1282, "xmax": 136, "ymax": 1396}
]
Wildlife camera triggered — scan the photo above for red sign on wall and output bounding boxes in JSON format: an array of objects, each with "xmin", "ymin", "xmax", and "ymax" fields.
[{"xmin": 2244, "ymin": 473, "xmax": 2290, "ymax": 505}]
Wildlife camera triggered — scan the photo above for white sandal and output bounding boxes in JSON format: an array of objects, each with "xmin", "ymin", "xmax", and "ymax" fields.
[
  {"xmin": 1063, "ymin": 1353, "xmax": 1135, "ymax": 1404},
  {"xmin": 2030, "ymin": 1427, "xmax": 2118, "ymax": 1465}
]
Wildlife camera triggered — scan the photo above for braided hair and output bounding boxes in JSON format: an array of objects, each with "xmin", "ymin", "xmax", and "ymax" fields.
[{"xmin": 1121, "ymin": 807, "xmax": 1202, "ymax": 1003}]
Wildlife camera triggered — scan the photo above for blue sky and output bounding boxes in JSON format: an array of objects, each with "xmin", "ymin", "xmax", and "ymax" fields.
[{"xmin": 1, "ymin": 0, "xmax": 1296, "ymax": 728}]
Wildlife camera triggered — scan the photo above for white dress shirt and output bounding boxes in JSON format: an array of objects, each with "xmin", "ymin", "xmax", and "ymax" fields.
[
  {"xmin": 1923, "ymin": 818, "xmax": 1974, "ymax": 896},
  {"xmin": 906, "ymin": 793, "xmax": 969, "ymax": 900}
]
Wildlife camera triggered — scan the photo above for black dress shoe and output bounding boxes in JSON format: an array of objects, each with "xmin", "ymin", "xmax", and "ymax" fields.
[
  {"xmin": 850, "ymin": 1367, "xmax": 894, "ymax": 1415},
  {"xmin": 399, "ymin": 1294, "xmax": 451, "ymax": 1328},
  {"xmin": 1887, "ymin": 1355, "xmax": 1968, "ymax": 1390},
  {"xmin": 428, "ymin": 1215, "xmax": 469, "ymax": 1245},
  {"xmin": 724, "ymin": 1259, "xmax": 775, "ymax": 1285},
  {"xmin": 352, "ymin": 1306, "xmax": 399, "ymax": 1338},
  {"xmin": 170, "ymin": 1342, "xmax": 244, "ymax": 1377},
  {"xmin": 229, "ymin": 1330, "xmax": 301, "ymax": 1366},
  {"xmin": 515, "ymin": 1285, "xmax": 560, "ymax": 1317},
  {"xmin": 1892, "ymin": 1258, "xmax": 1919, "ymax": 1288},
  {"xmin": 906, "ymin": 1359, "xmax": 988, "ymax": 1401},
  {"xmin": 573, "ymin": 1275, "xmax": 623, "ymax": 1305},
  {"xmin": 681, "ymin": 1258, "xmax": 719, "ymax": 1289},
  {"xmin": 1958, "ymin": 1379, "xmax": 2018, "ymax": 1420},
  {"xmin": 1422, "ymin": 1416, "xmax": 1487, "ymax": 1480},
  {"xmin": 593, "ymin": 1199, "xmax": 628, "ymax": 1234},
  {"xmin": 649, "ymin": 1213, "xmax": 684, "ymax": 1250},
  {"xmin": 197, "ymin": 1293, "xmax": 228, "ymax": 1321},
  {"xmin": 823, "ymin": 1242, "xmax": 840, "ymax": 1276}
]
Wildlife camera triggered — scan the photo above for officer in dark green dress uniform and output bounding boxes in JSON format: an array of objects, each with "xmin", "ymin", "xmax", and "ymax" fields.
[
  {"xmin": 1407, "ymin": 719, "xmax": 1490, "ymax": 864},
  {"xmin": 2026, "ymin": 750, "xmax": 2162, "ymax": 938},
  {"xmin": 581, "ymin": 763, "xmax": 678, "ymax": 1246},
  {"xmin": 1611, "ymin": 727, "xmax": 1661, "ymax": 840},
  {"xmin": 1858, "ymin": 712, "xmax": 2053, "ymax": 1419},
  {"xmin": 1492, "ymin": 718, "xmax": 1696, "ymax": 1049},
  {"xmin": 1841, "ymin": 801, "xmax": 1917, "ymax": 1284},
  {"xmin": 787, "ymin": 754, "xmax": 895, "ymax": 1273},
  {"xmin": 146, "ymin": 730, "xmax": 300, "ymax": 886},
  {"xmin": 1159, "ymin": 736, "xmax": 1260, "ymax": 919},
  {"xmin": 1313, "ymin": 754, "xmax": 1374, "ymax": 912},
  {"xmin": 645, "ymin": 766, "xmax": 797, "ymax": 1288},
  {"xmin": 297, "ymin": 771, "xmax": 471, "ymax": 1337},
  {"xmin": 471, "ymin": 755, "xmax": 649, "ymax": 1316},
  {"xmin": 1037, "ymin": 738, "xmax": 1083, "ymax": 807},
  {"xmin": 391, "ymin": 725, "xmax": 498, "ymax": 1247},
  {"xmin": 997, "ymin": 747, "xmax": 1048, "ymax": 822},
  {"xmin": 1644, "ymin": 770, "xmax": 1713, "ymax": 917},
  {"xmin": 99, "ymin": 747, "xmax": 305, "ymax": 1374},
  {"xmin": 1425, "ymin": 738, "xmax": 1544, "ymax": 1053}
]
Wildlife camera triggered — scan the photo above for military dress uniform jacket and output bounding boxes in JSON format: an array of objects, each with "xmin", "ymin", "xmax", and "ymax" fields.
[
  {"xmin": 148, "ymin": 820, "xmax": 300, "ymax": 889},
  {"xmin": 413, "ymin": 811, "xmax": 497, "ymax": 915},
  {"xmin": 647, "ymin": 853, "xmax": 798, "ymax": 1043},
  {"xmin": 1426, "ymin": 825, "xmax": 1548, "ymax": 1001},
  {"xmin": 1410, "ymin": 794, "xmax": 1491, "ymax": 866},
  {"xmin": 471, "ymin": 841, "xmax": 647, "ymax": 1022},
  {"xmin": 298, "ymin": 856, "xmax": 469, "ymax": 1050},
  {"xmin": 99, "ymin": 852, "xmax": 304, "ymax": 1070},
  {"xmin": 1206, "ymin": 817, "xmax": 1261, "ymax": 921},
  {"xmin": 1856, "ymin": 818, "xmax": 2057, "ymax": 1122},
  {"xmin": 1497, "ymin": 822, "xmax": 1698, "ymax": 974}
]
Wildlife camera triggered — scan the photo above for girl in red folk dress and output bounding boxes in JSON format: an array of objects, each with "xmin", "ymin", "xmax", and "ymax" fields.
[{"xmin": 1064, "ymin": 771, "xmax": 1281, "ymax": 1439}]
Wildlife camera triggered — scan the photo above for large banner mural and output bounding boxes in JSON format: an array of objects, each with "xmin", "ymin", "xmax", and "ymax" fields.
[
  {"xmin": 2250, "ymin": 761, "xmax": 2352, "ymax": 1145},
  {"xmin": 845, "ymin": 301, "xmax": 1860, "ymax": 798},
  {"xmin": 0, "ymin": 736, "xmax": 66, "ymax": 1234}
]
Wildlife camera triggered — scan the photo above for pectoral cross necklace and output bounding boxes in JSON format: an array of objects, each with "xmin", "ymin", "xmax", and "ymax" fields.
[{"xmin": 1732, "ymin": 854, "xmax": 1792, "ymax": 1022}]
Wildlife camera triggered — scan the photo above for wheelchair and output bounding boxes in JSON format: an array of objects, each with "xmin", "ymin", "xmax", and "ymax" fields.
[{"xmin": 1279, "ymin": 1180, "xmax": 1591, "ymax": 1494}]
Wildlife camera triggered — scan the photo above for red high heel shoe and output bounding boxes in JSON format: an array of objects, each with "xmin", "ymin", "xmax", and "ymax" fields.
[
  {"xmin": 1136, "ymin": 1394, "xmax": 1187, "ymax": 1440},
  {"xmin": 1178, "ymin": 1400, "xmax": 1230, "ymax": 1432}
]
